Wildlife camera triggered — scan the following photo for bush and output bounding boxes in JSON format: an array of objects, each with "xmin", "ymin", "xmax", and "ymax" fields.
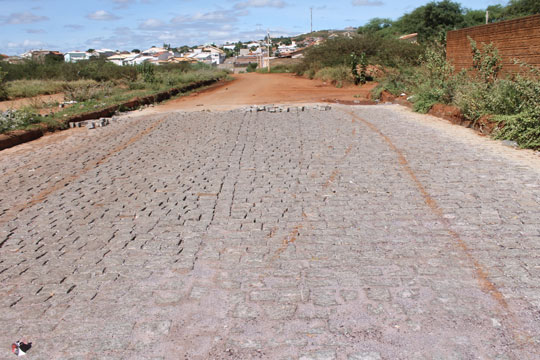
[
  {"xmin": 494, "ymin": 111, "xmax": 540, "ymax": 148},
  {"xmin": 314, "ymin": 65, "xmax": 354, "ymax": 87},
  {"xmin": 246, "ymin": 63, "xmax": 258, "ymax": 72},
  {"xmin": 297, "ymin": 35, "xmax": 423, "ymax": 76}
]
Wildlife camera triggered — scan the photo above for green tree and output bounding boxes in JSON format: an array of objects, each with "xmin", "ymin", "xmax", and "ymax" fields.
[
  {"xmin": 503, "ymin": 0, "xmax": 540, "ymax": 18},
  {"xmin": 357, "ymin": 18, "xmax": 394, "ymax": 36},
  {"xmin": 131, "ymin": 49, "xmax": 141, "ymax": 53},
  {"xmin": 393, "ymin": 0, "xmax": 465, "ymax": 42}
]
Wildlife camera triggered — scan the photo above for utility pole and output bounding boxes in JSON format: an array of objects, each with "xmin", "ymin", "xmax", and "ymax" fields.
[
  {"xmin": 486, "ymin": 10, "xmax": 489, "ymax": 24},
  {"xmin": 267, "ymin": 29, "xmax": 271, "ymax": 73},
  {"xmin": 310, "ymin": 7, "xmax": 313, "ymax": 34}
]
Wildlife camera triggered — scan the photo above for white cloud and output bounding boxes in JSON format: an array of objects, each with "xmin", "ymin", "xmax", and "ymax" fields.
[
  {"xmin": 1, "ymin": 12, "xmax": 49, "ymax": 25},
  {"xmin": 139, "ymin": 18, "xmax": 165, "ymax": 29},
  {"xmin": 234, "ymin": 0, "xmax": 287, "ymax": 9},
  {"xmin": 7, "ymin": 39, "xmax": 47, "ymax": 49},
  {"xmin": 86, "ymin": 10, "xmax": 120, "ymax": 21},
  {"xmin": 352, "ymin": 0, "xmax": 384, "ymax": 6}
]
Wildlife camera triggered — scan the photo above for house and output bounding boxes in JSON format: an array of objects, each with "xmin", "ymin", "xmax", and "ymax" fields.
[
  {"xmin": 94, "ymin": 49, "xmax": 117, "ymax": 58},
  {"xmin": 142, "ymin": 47, "xmax": 168, "ymax": 55},
  {"xmin": 399, "ymin": 33, "xmax": 418, "ymax": 43},
  {"xmin": 185, "ymin": 46, "xmax": 226, "ymax": 65},
  {"xmin": 4, "ymin": 56, "xmax": 23, "ymax": 63},
  {"xmin": 122, "ymin": 53, "xmax": 142, "ymax": 66},
  {"xmin": 64, "ymin": 51, "xmax": 92, "ymax": 62},
  {"xmin": 222, "ymin": 44, "xmax": 236, "ymax": 51},
  {"xmin": 201, "ymin": 46, "xmax": 226, "ymax": 64},
  {"xmin": 20, "ymin": 50, "xmax": 63, "ymax": 63},
  {"xmin": 152, "ymin": 51, "xmax": 174, "ymax": 61},
  {"xmin": 107, "ymin": 53, "xmax": 132, "ymax": 66}
]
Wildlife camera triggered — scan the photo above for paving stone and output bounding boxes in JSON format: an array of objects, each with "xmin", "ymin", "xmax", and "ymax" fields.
[{"xmin": 1, "ymin": 106, "xmax": 540, "ymax": 358}]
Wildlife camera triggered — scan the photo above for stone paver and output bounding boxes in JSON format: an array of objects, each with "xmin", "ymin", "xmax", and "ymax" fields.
[{"xmin": 1, "ymin": 105, "xmax": 540, "ymax": 359}]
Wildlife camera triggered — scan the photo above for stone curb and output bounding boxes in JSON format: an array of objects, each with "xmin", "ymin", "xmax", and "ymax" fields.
[{"xmin": 0, "ymin": 78, "xmax": 221, "ymax": 151}]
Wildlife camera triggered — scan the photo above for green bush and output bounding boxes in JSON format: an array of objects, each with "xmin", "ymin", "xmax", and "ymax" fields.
[
  {"xmin": 494, "ymin": 111, "xmax": 540, "ymax": 148},
  {"xmin": 314, "ymin": 65, "xmax": 354, "ymax": 87},
  {"xmin": 297, "ymin": 35, "xmax": 423, "ymax": 76},
  {"xmin": 246, "ymin": 63, "xmax": 258, "ymax": 72}
]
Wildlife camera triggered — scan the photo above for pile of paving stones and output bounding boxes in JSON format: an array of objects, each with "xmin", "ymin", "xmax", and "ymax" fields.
[
  {"xmin": 243, "ymin": 104, "xmax": 331, "ymax": 113},
  {"xmin": 68, "ymin": 116, "xmax": 126, "ymax": 129}
]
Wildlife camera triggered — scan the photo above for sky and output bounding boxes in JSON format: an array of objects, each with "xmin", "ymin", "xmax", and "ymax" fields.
[{"xmin": 0, "ymin": 0, "xmax": 506, "ymax": 55}]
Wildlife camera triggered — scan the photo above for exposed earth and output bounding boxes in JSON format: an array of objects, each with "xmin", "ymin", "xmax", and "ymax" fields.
[
  {"xmin": 154, "ymin": 73, "xmax": 377, "ymax": 112},
  {"xmin": 1, "ymin": 74, "xmax": 540, "ymax": 359}
]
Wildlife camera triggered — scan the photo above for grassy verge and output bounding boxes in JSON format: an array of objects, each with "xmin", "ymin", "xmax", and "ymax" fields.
[{"xmin": 1, "ymin": 67, "xmax": 229, "ymax": 134}]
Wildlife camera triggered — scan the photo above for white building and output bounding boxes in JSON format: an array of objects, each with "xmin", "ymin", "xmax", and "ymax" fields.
[{"xmin": 64, "ymin": 51, "xmax": 92, "ymax": 62}]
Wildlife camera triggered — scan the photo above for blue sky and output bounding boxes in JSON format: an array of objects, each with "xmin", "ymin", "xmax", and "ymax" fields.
[{"xmin": 0, "ymin": 0, "xmax": 505, "ymax": 55}]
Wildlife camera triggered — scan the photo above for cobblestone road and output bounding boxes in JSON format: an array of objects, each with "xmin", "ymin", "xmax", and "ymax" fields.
[{"xmin": 1, "ymin": 105, "xmax": 540, "ymax": 359}]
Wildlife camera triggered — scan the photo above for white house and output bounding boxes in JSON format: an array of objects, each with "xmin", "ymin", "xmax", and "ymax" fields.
[
  {"xmin": 64, "ymin": 51, "xmax": 92, "ymax": 62},
  {"xmin": 142, "ymin": 47, "xmax": 168, "ymax": 55},
  {"xmin": 186, "ymin": 46, "xmax": 226, "ymax": 65}
]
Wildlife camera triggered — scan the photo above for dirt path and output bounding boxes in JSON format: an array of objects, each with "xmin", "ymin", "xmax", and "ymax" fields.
[
  {"xmin": 0, "ymin": 93, "xmax": 64, "ymax": 111},
  {"xmin": 155, "ymin": 73, "xmax": 376, "ymax": 112}
]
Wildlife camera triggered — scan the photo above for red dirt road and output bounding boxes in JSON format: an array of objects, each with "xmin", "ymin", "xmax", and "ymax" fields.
[{"xmin": 156, "ymin": 73, "xmax": 376, "ymax": 111}]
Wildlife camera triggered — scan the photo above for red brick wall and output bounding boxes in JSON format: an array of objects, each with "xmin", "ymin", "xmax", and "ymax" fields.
[{"xmin": 446, "ymin": 14, "xmax": 540, "ymax": 74}]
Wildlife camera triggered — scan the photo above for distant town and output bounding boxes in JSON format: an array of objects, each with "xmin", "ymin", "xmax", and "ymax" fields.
[{"xmin": 0, "ymin": 29, "xmax": 364, "ymax": 73}]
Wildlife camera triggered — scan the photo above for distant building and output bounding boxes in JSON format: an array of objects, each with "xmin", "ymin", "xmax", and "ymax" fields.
[
  {"xmin": 64, "ymin": 51, "xmax": 92, "ymax": 62},
  {"xmin": 20, "ymin": 50, "xmax": 64, "ymax": 63}
]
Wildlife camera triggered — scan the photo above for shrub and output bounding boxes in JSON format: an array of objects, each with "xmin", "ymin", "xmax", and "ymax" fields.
[
  {"xmin": 314, "ymin": 65, "xmax": 354, "ymax": 87},
  {"xmin": 246, "ymin": 63, "xmax": 258, "ymax": 72},
  {"xmin": 494, "ymin": 111, "xmax": 540, "ymax": 148}
]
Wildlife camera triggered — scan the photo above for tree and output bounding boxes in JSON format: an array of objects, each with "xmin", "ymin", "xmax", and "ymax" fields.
[
  {"xmin": 393, "ymin": 0, "xmax": 465, "ymax": 42},
  {"xmin": 87, "ymin": 48, "xmax": 95, "ymax": 53},
  {"xmin": 131, "ymin": 49, "xmax": 141, "ymax": 53},
  {"xmin": 357, "ymin": 18, "xmax": 394, "ymax": 36},
  {"xmin": 503, "ymin": 0, "xmax": 540, "ymax": 19}
]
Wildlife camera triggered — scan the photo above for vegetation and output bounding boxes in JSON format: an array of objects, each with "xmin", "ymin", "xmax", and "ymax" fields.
[
  {"xmin": 372, "ymin": 39, "xmax": 540, "ymax": 149},
  {"xmin": 0, "ymin": 59, "xmax": 229, "ymax": 134},
  {"xmin": 295, "ymin": 35, "xmax": 423, "ymax": 80},
  {"xmin": 357, "ymin": 0, "xmax": 538, "ymax": 42}
]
